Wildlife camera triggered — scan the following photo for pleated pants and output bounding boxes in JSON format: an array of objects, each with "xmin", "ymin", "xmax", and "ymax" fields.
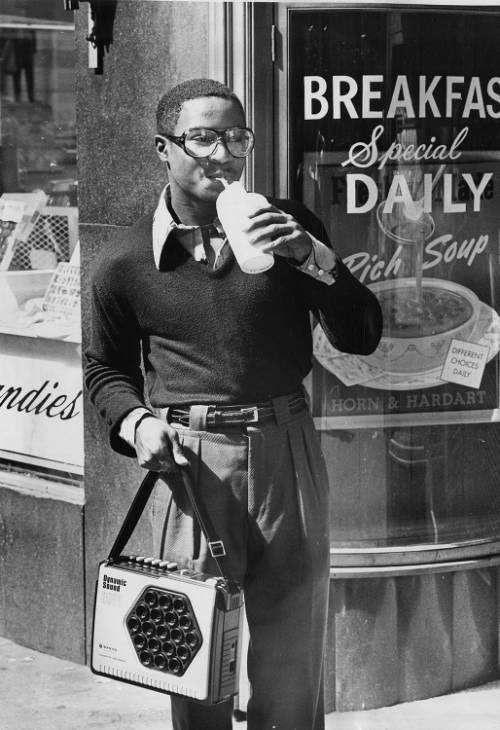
[{"xmin": 151, "ymin": 399, "xmax": 330, "ymax": 730}]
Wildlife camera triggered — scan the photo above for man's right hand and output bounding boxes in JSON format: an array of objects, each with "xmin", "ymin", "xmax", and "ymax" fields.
[{"xmin": 134, "ymin": 416, "xmax": 189, "ymax": 472}]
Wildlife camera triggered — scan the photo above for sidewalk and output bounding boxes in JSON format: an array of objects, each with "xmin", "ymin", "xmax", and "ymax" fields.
[{"xmin": 2, "ymin": 636, "xmax": 500, "ymax": 729}]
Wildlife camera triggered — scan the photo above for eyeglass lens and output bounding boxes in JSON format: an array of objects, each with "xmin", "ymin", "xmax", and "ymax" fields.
[{"xmin": 184, "ymin": 128, "xmax": 254, "ymax": 158}]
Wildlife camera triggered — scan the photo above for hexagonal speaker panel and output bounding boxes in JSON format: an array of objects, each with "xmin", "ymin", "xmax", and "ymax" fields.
[{"xmin": 126, "ymin": 586, "xmax": 202, "ymax": 676}]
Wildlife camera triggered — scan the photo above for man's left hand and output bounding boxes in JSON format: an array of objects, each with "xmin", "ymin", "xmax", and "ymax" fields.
[{"xmin": 245, "ymin": 204, "xmax": 312, "ymax": 265}]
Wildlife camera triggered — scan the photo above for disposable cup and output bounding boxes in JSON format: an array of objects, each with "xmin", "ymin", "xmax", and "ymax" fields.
[{"xmin": 216, "ymin": 182, "xmax": 274, "ymax": 274}]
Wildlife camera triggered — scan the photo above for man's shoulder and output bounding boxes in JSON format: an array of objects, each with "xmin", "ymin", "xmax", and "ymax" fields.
[{"xmin": 91, "ymin": 212, "xmax": 154, "ymax": 280}]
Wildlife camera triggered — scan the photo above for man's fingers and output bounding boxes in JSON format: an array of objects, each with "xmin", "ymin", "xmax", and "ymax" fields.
[
  {"xmin": 251, "ymin": 223, "xmax": 295, "ymax": 246},
  {"xmin": 246, "ymin": 210, "xmax": 290, "ymax": 230},
  {"xmin": 170, "ymin": 431, "xmax": 189, "ymax": 467},
  {"xmin": 246, "ymin": 202, "xmax": 281, "ymax": 218},
  {"xmin": 135, "ymin": 418, "xmax": 188, "ymax": 470},
  {"xmin": 137, "ymin": 450, "xmax": 176, "ymax": 471}
]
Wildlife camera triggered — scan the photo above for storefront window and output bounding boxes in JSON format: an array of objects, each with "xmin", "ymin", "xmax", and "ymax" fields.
[
  {"xmin": 0, "ymin": 5, "xmax": 82, "ymax": 477},
  {"xmin": 287, "ymin": 7, "xmax": 500, "ymax": 555}
]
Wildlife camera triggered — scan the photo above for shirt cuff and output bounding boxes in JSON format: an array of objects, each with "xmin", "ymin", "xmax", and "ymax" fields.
[
  {"xmin": 297, "ymin": 235, "xmax": 339, "ymax": 285},
  {"xmin": 119, "ymin": 407, "xmax": 154, "ymax": 449}
]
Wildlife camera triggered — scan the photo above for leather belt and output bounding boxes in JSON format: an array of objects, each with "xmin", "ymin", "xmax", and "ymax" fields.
[{"xmin": 168, "ymin": 391, "xmax": 306, "ymax": 429}]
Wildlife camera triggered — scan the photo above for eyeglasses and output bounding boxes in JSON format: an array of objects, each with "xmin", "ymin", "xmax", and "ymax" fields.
[{"xmin": 161, "ymin": 127, "xmax": 255, "ymax": 159}]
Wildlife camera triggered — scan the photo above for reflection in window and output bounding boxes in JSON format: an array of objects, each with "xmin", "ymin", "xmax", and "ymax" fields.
[
  {"xmin": 0, "ymin": 11, "xmax": 82, "ymax": 477},
  {"xmin": 0, "ymin": 18, "xmax": 79, "ymax": 341},
  {"xmin": 1, "ymin": 24, "xmax": 77, "ymax": 201},
  {"xmin": 289, "ymin": 9, "xmax": 500, "ymax": 552}
]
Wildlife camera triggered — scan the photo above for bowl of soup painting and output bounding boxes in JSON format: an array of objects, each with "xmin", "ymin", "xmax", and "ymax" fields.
[{"xmin": 364, "ymin": 278, "xmax": 480, "ymax": 374}]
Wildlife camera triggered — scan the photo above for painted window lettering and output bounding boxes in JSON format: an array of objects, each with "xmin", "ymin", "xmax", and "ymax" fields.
[{"xmin": 304, "ymin": 75, "xmax": 500, "ymax": 120}]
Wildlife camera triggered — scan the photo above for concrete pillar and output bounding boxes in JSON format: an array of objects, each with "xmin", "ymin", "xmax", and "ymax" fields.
[{"xmin": 76, "ymin": 0, "xmax": 211, "ymax": 651}]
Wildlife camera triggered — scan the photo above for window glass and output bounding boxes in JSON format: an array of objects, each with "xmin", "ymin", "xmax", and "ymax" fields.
[
  {"xmin": 0, "ymin": 9, "xmax": 82, "ymax": 477},
  {"xmin": 289, "ymin": 9, "xmax": 500, "ymax": 551},
  {"xmin": 1, "ymin": 23, "xmax": 77, "ymax": 199}
]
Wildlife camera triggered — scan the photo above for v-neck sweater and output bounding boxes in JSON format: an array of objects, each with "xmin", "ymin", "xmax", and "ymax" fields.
[{"xmin": 84, "ymin": 198, "xmax": 382, "ymax": 456}]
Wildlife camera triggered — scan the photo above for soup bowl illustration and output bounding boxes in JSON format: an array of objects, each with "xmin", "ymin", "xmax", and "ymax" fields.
[{"xmin": 363, "ymin": 278, "xmax": 480, "ymax": 374}]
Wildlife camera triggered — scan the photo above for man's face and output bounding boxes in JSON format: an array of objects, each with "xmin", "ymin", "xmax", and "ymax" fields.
[{"xmin": 161, "ymin": 96, "xmax": 247, "ymax": 205}]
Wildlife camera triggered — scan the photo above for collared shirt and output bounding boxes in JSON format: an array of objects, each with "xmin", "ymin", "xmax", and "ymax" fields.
[
  {"xmin": 152, "ymin": 186, "xmax": 338, "ymax": 283},
  {"xmin": 120, "ymin": 187, "xmax": 338, "ymax": 449},
  {"xmin": 152, "ymin": 188, "xmax": 228, "ymax": 269}
]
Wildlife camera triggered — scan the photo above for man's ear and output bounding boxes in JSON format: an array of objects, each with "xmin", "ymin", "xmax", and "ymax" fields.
[{"xmin": 155, "ymin": 134, "xmax": 169, "ymax": 162}]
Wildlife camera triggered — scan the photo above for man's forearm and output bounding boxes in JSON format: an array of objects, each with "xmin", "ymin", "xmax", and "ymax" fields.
[
  {"xmin": 84, "ymin": 354, "xmax": 148, "ymax": 456},
  {"xmin": 303, "ymin": 260, "xmax": 383, "ymax": 355}
]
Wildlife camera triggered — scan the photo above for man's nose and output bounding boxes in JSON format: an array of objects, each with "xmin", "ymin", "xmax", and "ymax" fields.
[{"xmin": 209, "ymin": 137, "xmax": 233, "ymax": 163}]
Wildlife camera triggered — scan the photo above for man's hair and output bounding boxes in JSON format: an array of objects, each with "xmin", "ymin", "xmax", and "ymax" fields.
[{"xmin": 156, "ymin": 78, "xmax": 245, "ymax": 134}]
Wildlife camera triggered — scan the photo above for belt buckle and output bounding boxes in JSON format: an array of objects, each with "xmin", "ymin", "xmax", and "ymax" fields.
[{"xmin": 240, "ymin": 406, "xmax": 259, "ymax": 424}]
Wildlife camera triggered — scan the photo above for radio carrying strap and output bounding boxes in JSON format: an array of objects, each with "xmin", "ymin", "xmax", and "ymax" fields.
[{"xmin": 108, "ymin": 467, "xmax": 232, "ymax": 582}]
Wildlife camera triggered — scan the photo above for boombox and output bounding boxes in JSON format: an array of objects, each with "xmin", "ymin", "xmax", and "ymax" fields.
[{"xmin": 91, "ymin": 470, "xmax": 245, "ymax": 704}]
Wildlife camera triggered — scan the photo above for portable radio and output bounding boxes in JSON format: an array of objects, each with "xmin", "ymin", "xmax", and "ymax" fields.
[{"xmin": 91, "ymin": 470, "xmax": 244, "ymax": 704}]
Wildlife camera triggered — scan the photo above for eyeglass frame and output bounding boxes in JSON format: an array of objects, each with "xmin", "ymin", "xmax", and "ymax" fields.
[{"xmin": 157, "ymin": 126, "xmax": 255, "ymax": 159}]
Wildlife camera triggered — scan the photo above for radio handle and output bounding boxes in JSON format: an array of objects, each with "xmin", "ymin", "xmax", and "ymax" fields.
[
  {"xmin": 108, "ymin": 469, "xmax": 158, "ymax": 563},
  {"xmin": 108, "ymin": 467, "xmax": 233, "ymax": 582}
]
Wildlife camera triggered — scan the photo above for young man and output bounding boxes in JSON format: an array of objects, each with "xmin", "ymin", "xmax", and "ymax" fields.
[{"xmin": 85, "ymin": 78, "xmax": 382, "ymax": 730}]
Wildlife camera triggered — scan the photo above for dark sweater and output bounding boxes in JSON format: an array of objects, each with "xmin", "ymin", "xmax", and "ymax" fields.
[{"xmin": 84, "ymin": 198, "xmax": 382, "ymax": 455}]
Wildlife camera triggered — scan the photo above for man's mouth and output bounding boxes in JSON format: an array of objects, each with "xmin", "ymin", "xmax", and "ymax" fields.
[{"xmin": 205, "ymin": 172, "xmax": 236, "ymax": 184}]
